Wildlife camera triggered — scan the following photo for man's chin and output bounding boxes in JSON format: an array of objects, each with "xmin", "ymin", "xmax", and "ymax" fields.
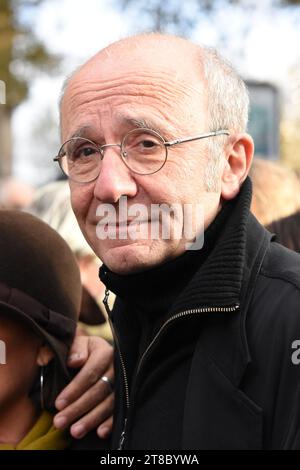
[{"xmin": 95, "ymin": 239, "xmax": 164, "ymax": 275}]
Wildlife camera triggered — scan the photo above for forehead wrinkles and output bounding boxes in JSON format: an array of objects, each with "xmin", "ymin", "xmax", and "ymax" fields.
[{"xmin": 63, "ymin": 70, "xmax": 204, "ymax": 116}]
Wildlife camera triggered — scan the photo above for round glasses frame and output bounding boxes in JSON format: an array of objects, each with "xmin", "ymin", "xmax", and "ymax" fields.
[{"xmin": 53, "ymin": 127, "xmax": 230, "ymax": 183}]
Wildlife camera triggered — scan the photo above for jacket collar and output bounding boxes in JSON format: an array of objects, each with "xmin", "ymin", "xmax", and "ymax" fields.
[
  {"xmin": 169, "ymin": 177, "xmax": 274, "ymax": 387},
  {"xmin": 171, "ymin": 176, "xmax": 253, "ymax": 314}
]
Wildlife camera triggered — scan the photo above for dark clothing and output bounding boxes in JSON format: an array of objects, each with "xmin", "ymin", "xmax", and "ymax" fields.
[
  {"xmin": 100, "ymin": 177, "xmax": 300, "ymax": 450},
  {"xmin": 100, "ymin": 194, "xmax": 234, "ymax": 449},
  {"xmin": 69, "ymin": 432, "xmax": 110, "ymax": 450}
]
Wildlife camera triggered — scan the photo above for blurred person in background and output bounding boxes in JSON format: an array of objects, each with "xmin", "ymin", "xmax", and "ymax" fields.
[
  {"xmin": 266, "ymin": 210, "xmax": 300, "ymax": 253},
  {"xmin": 250, "ymin": 158, "xmax": 300, "ymax": 252},
  {"xmin": 0, "ymin": 177, "xmax": 35, "ymax": 210},
  {"xmin": 0, "ymin": 211, "xmax": 112, "ymax": 450},
  {"xmin": 249, "ymin": 158, "xmax": 300, "ymax": 226},
  {"xmin": 29, "ymin": 180, "xmax": 113, "ymax": 342}
]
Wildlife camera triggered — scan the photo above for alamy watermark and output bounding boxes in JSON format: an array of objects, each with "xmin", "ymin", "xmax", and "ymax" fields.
[
  {"xmin": 291, "ymin": 340, "xmax": 300, "ymax": 365},
  {"xmin": 0, "ymin": 80, "xmax": 6, "ymax": 105},
  {"xmin": 0, "ymin": 340, "xmax": 6, "ymax": 365},
  {"xmin": 95, "ymin": 197, "xmax": 205, "ymax": 250}
]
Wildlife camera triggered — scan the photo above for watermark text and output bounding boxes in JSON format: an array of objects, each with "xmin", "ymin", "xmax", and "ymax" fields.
[
  {"xmin": 95, "ymin": 197, "xmax": 205, "ymax": 251},
  {"xmin": 0, "ymin": 340, "xmax": 6, "ymax": 364},
  {"xmin": 291, "ymin": 340, "xmax": 300, "ymax": 365},
  {"xmin": 0, "ymin": 80, "xmax": 6, "ymax": 105}
]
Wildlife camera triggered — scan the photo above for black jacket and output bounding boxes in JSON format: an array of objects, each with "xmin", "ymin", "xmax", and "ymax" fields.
[{"xmin": 102, "ymin": 178, "xmax": 300, "ymax": 450}]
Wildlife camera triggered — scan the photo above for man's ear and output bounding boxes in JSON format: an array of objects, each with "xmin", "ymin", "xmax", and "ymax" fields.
[
  {"xmin": 36, "ymin": 344, "xmax": 55, "ymax": 367},
  {"xmin": 221, "ymin": 133, "xmax": 254, "ymax": 201}
]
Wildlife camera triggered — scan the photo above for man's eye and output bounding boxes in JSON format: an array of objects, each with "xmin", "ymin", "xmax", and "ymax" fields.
[
  {"xmin": 142, "ymin": 139, "xmax": 156, "ymax": 147},
  {"xmin": 73, "ymin": 146, "xmax": 97, "ymax": 159},
  {"xmin": 138, "ymin": 139, "xmax": 160, "ymax": 150},
  {"xmin": 82, "ymin": 147, "xmax": 96, "ymax": 156}
]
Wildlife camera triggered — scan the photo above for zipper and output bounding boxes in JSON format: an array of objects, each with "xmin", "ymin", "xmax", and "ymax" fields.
[
  {"xmin": 103, "ymin": 289, "xmax": 130, "ymax": 450},
  {"xmin": 135, "ymin": 304, "xmax": 239, "ymax": 377},
  {"xmin": 103, "ymin": 289, "xmax": 130, "ymax": 411},
  {"xmin": 103, "ymin": 288, "xmax": 239, "ymax": 450},
  {"xmin": 118, "ymin": 418, "xmax": 127, "ymax": 451}
]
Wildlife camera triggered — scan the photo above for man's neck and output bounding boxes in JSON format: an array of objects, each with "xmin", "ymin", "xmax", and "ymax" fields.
[{"xmin": 0, "ymin": 396, "xmax": 39, "ymax": 446}]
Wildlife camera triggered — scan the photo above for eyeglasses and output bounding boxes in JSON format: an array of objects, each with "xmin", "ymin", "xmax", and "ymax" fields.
[{"xmin": 53, "ymin": 128, "xmax": 230, "ymax": 183}]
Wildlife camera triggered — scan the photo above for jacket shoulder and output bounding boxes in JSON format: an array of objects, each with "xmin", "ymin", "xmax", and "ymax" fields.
[
  {"xmin": 244, "ymin": 242, "xmax": 300, "ymax": 449},
  {"xmin": 261, "ymin": 241, "xmax": 300, "ymax": 290},
  {"xmin": 247, "ymin": 241, "xmax": 300, "ymax": 341}
]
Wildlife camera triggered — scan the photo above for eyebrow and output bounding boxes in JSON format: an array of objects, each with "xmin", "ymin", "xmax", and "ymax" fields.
[
  {"xmin": 68, "ymin": 117, "xmax": 173, "ymax": 141},
  {"xmin": 69, "ymin": 125, "xmax": 94, "ymax": 140},
  {"xmin": 122, "ymin": 117, "xmax": 172, "ymax": 138}
]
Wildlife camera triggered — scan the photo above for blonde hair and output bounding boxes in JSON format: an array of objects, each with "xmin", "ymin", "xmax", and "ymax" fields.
[
  {"xmin": 250, "ymin": 158, "xmax": 300, "ymax": 226},
  {"xmin": 29, "ymin": 180, "xmax": 94, "ymax": 258}
]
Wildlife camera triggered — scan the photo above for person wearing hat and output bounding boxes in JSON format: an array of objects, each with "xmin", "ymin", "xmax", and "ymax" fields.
[
  {"xmin": 0, "ymin": 210, "xmax": 112, "ymax": 450},
  {"xmin": 28, "ymin": 180, "xmax": 114, "ymax": 340}
]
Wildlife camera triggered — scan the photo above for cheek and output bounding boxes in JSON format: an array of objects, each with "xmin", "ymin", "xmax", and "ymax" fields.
[
  {"xmin": 70, "ymin": 183, "xmax": 93, "ymax": 223},
  {"xmin": 0, "ymin": 338, "xmax": 39, "ymax": 401},
  {"xmin": 151, "ymin": 155, "xmax": 220, "ymax": 230},
  {"xmin": 150, "ymin": 163, "xmax": 199, "ymax": 206}
]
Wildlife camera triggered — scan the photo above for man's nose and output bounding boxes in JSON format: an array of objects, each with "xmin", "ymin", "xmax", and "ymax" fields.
[{"xmin": 93, "ymin": 147, "xmax": 138, "ymax": 203}]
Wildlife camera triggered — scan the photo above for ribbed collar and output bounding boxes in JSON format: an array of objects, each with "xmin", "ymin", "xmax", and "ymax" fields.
[
  {"xmin": 99, "ymin": 177, "xmax": 252, "ymax": 316},
  {"xmin": 171, "ymin": 177, "xmax": 252, "ymax": 314}
]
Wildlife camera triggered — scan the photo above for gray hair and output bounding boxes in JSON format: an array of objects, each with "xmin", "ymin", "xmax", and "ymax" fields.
[
  {"xmin": 28, "ymin": 180, "xmax": 95, "ymax": 258},
  {"xmin": 202, "ymin": 47, "xmax": 249, "ymax": 133},
  {"xmin": 201, "ymin": 46, "xmax": 249, "ymax": 190}
]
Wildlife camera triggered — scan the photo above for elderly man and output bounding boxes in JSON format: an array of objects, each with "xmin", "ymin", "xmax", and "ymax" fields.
[{"xmin": 54, "ymin": 33, "xmax": 300, "ymax": 450}]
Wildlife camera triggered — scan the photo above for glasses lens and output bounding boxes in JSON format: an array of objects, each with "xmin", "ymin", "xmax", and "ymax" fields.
[
  {"xmin": 58, "ymin": 137, "xmax": 101, "ymax": 183},
  {"xmin": 122, "ymin": 129, "xmax": 167, "ymax": 174}
]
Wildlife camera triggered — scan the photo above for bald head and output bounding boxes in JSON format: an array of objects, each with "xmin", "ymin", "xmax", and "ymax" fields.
[
  {"xmin": 60, "ymin": 34, "xmax": 206, "ymax": 132},
  {"xmin": 65, "ymin": 34, "xmax": 202, "ymax": 92},
  {"xmin": 60, "ymin": 35, "xmax": 214, "ymax": 153},
  {"xmin": 94, "ymin": 33, "xmax": 200, "ymax": 63},
  {"xmin": 60, "ymin": 33, "xmax": 249, "ymax": 140}
]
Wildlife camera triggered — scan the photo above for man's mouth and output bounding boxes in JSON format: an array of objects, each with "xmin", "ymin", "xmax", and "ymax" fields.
[{"xmin": 97, "ymin": 219, "xmax": 150, "ymax": 227}]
